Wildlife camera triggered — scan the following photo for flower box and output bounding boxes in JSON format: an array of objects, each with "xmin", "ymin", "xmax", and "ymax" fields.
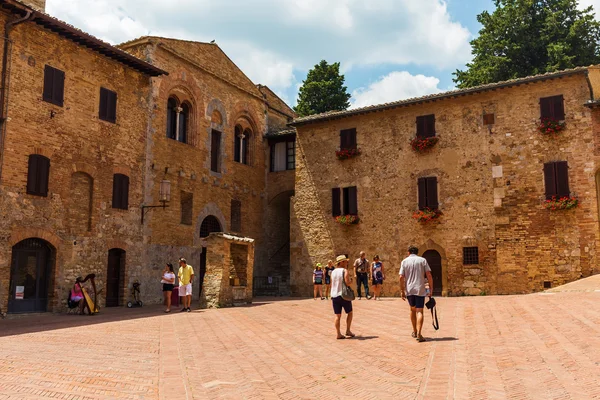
[
  {"xmin": 412, "ymin": 208, "xmax": 442, "ymax": 222},
  {"xmin": 410, "ymin": 136, "xmax": 439, "ymax": 153},
  {"xmin": 336, "ymin": 148, "xmax": 361, "ymax": 160},
  {"xmin": 544, "ymin": 196, "xmax": 578, "ymax": 211},
  {"xmin": 538, "ymin": 118, "xmax": 565, "ymax": 135},
  {"xmin": 335, "ymin": 215, "xmax": 360, "ymax": 225}
]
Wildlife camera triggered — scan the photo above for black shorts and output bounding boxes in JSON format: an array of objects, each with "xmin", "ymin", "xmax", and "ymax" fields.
[
  {"xmin": 372, "ymin": 278, "xmax": 383, "ymax": 285},
  {"xmin": 407, "ymin": 295, "xmax": 425, "ymax": 309},
  {"xmin": 325, "ymin": 277, "xmax": 331, "ymax": 285},
  {"xmin": 314, "ymin": 280, "xmax": 323, "ymax": 285},
  {"xmin": 332, "ymin": 296, "xmax": 352, "ymax": 314},
  {"xmin": 162, "ymin": 283, "xmax": 174, "ymax": 292}
]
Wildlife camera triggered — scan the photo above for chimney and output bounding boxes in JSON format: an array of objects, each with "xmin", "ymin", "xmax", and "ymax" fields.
[{"xmin": 22, "ymin": 0, "xmax": 46, "ymax": 12}]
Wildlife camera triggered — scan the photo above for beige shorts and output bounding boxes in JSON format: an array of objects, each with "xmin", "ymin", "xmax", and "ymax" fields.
[{"xmin": 179, "ymin": 283, "xmax": 192, "ymax": 296}]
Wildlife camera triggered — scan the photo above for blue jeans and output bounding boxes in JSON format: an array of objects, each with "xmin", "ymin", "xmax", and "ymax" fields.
[{"xmin": 356, "ymin": 273, "xmax": 370, "ymax": 298}]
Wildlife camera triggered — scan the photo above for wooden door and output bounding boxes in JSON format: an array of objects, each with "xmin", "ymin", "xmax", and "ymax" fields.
[
  {"xmin": 106, "ymin": 249, "xmax": 124, "ymax": 307},
  {"xmin": 423, "ymin": 250, "xmax": 443, "ymax": 296},
  {"xmin": 8, "ymin": 239, "xmax": 52, "ymax": 313}
]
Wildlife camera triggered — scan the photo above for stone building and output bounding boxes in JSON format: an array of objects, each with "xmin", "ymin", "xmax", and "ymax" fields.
[
  {"xmin": 0, "ymin": 0, "xmax": 165, "ymax": 314},
  {"xmin": 290, "ymin": 67, "xmax": 600, "ymax": 297}
]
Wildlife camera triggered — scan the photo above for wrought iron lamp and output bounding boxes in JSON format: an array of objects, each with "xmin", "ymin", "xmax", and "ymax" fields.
[{"xmin": 141, "ymin": 177, "xmax": 171, "ymax": 223}]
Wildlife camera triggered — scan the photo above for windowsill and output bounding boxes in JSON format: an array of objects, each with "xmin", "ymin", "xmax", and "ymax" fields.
[
  {"xmin": 233, "ymin": 161, "xmax": 253, "ymax": 168},
  {"xmin": 166, "ymin": 137, "xmax": 192, "ymax": 146},
  {"xmin": 270, "ymin": 169, "xmax": 295, "ymax": 173},
  {"xmin": 110, "ymin": 207, "xmax": 128, "ymax": 212},
  {"xmin": 98, "ymin": 118, "xmax": 117, "ymax": 125},
  {"xmin": 24, "ymin": 192, "xmax": 48, "ymax": 199},
  {"xmin": 42, "ymin": 99, "xmax": 63, "ymax": 108},
  {"xmin": 209, "ymin": 170, "xmax": 222, "ymax": 177}
]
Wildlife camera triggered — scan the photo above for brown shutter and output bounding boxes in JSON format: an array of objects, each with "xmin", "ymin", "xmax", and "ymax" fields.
[
  {"xmin": 348, "ymin": 128, "xmax": 357, "ymax": 149},
  {"xmin": 418, "ymin": 178, "xmax": 427, "ymax": 210},
  {"xmin": 426, "ymin": 177, "xmax": 438, "ymax": 209},
  {"xmin": 27, "ymin": 155, "xmax": 39, "ymax": 194},
  {"xmin": 108, "ymin": 91, "xmax": 117, "ymax": 123},
  {"xmin": 38, "ymin": 156, "xmax": 50, "ymax": 196},
  {"xmin": 340, "ymin": 130, "xmax": 348, "ymax": 149},
  {"xmin": 347, "ymin": 186, "xmax": 358, "ymax": 215},
  {"xmin": 554, "ymin": 95, "xmax": 565, "ymax": 120},
  {"xmin": 426, "ymin": 115, "xmax": 436, "ymax": 138},
  {"xmin": 99, "ymin": 88, "xmax": 108, "ymax": 120},
  {"xmin": 416, "ymin": 116, "xmax": 425, "ymax": 138},
  {"xmin": 332, "ymin": 188, "xmax": 341, "ymax": 216},
  {"xmin": 121, "ymin": 175, "xmax": 129, "ymax": 209},
  {"xmin": 540, "ymin": 97, "xmax": 553, "ymax": 119},
  {"xmin": 54, "ymin": 69, "xmax": 65, "ymax": 107},
  {"xmin": 543, "ymin": 162, "xmax": 557, "ymax": 199},
  {"xmin": 555, "ymin": 161, "xmax": 570, "ymax": 198},
  {"xmin": 43, "ymin": 66, "xmax": 54, "ymax": 103},
  {"xmin": 112, "ymin": 174, "xmax": 120, "ymax": 208}
]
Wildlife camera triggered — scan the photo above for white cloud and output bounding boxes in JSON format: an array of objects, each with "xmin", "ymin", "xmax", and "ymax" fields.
[
  {"xmin": 351, "ymin": 71, "xmax": 443, "ymax": 108},
  {"xmin": 578, "ymin": 0, "xmax": 600, "ymax": 18}
]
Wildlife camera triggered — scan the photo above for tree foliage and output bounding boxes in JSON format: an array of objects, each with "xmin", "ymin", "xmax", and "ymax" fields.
[
  {"xmin": 294, "ymin": 60, "xmax": 351, "ymax": 117},
  {"xmin": 453, "ymin": 0, "xmax": 600, "ymax": 88}
]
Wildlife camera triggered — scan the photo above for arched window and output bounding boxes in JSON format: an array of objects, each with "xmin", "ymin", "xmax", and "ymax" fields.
[
  {"xmin": 166, "ymin": 97, "xmax": 190, "ymax": 144},
  {"xmin": 199, "ymin": 215, "xmax": 222, "ymax": 238},
  {"xmin": 234, "ymin": 125, "xmax": 252, "ymax": 165}
]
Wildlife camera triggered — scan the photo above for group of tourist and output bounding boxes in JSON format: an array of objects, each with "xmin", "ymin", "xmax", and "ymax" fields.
[
  {"xmin": 313, "ymin": 251, "xmax": 385, "ymax": 300},
  {"xmin": 160, "ymin": 258, "xmax": 195, "ymax": 313},
  {"xmin": 322, "ymin": 246, "xmax": 434, "ymax": 342}
]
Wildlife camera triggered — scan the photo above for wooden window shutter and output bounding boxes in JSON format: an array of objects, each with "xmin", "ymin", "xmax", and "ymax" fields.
[
  {"xmin": 38, "ymin": 156, "xmax": 50, "ymax": 196},
  {"xmin": 555, "ymin": 161, "xmax": 570, "ymax": 198},
  {"xmin": 540, "ymin": 97, "xmax": 553, "ymax": 119},
  {"xmin": 553, "ymin": 95, "xmax": 565, "ymax": 121},
  {"xmin": 426, "ymin": 177, "xmax": 439, "ymax": 209},
  {"xmin": 347, "ymin": 186, "xmax": 358, "ymax": 215},
  {"xmin": 340, "ymin": 130, "xmax": 348, "ymax": 149},
  {"xmin": 43, "ymin": 66, "xmax": 54, "ymax": 103},
  {"xmin": 108, "ymin": 91, "xmax": 117, "ymax": 123},
  {"xmin": 99, "ymin": 88, "xmax": 108, "ymax": 121},
  {"xmin": 416, "ymin": 116, "xmax": 425, "ymax": 138},
  {"xmin": 120, "ymin": 174, "xmax": 129, "ymax": 210},
  {"xmin": 543, "ymin": 162, "xmax": 557, "ymax": 199},
  {"xmin": 53, "ymin": 69, "xmax": 65, "ymax": 107},
  {"xmin": 426, "ymin": 115, "xmax": 436, "ymax": 138},
  {"xmin": 348, "ymin": 128, "xmax": 357, "ymax": 149},
  {"xmin": 418, "ymin": 178, "xmax": 427, "ymax": 210},
  {"xmin": 332, "ymin": 188, "xmax": 341, "ymax": 216},
  {"xmin": 27, "ymin": 154, "xmax": 49, "ymax": 196},
  {"xmin": 27, "ymin": 155, "xmax": 38, "ymax": 194},
  {"xmin": 112, "ymin": 174, "xmax": 121, "ymax": 209}
]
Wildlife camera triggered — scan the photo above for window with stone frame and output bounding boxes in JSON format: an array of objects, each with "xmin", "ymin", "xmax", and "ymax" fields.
[
  {"xmin": 166, "ymin": 97, "xmax": 190, "ymax": 144},
  {"xmin": 332, "ymin": 186, "xmax": 358, "ymax": 216},
  {"xmin": 99, "ymin": 87, "xmax": 117, "ymax": 123},
  {"xmin": 211, "ymin": 130, "xmax": 221, "ymax": 173},
  {"xmin": 234, "ymin": 125, "xmax": 252, "ymax": 165},
  {"xmin": 418, "ymin": 177, "xmax": 438, "ymax": 210},
  {"xmin": 43, "ymin": 65, "xmax": 64, "ymax": 107},
  {"xmin": 180, "ymin": 191, "xmax": 193, "ymax": 225},
  {"xmin": 231, "ymin": 199, "xmax": 242, "ymax": 232},
  {"xmin": 416, "ymin": 114, "xmax": 436, "ymax": 138},
  {"xmin": 463, "ymin": 247, "xmax": 479, "ymax": 265},
  {"xmin": 543, "ymin": 161, "xmax": 569, "ymax": 200},
  {"xmin": 540, "ymin": 95, "xmax": 565, "ymax": 121},
  {"xmin": 26, "ymin": 154, "xmax": 50, "ymax": 197},
  {"xmin": 339, "ymin": 128, "xmax": 357, "ymax": 150}
]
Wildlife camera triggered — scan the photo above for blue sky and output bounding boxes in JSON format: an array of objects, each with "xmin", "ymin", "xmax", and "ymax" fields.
[{"xmin": 46, "ymin": 0, "xmax": 597, "ymax": 109}]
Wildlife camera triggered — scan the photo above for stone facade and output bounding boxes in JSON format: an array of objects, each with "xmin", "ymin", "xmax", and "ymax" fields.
[{"xmin": 290, "ymin": 69, "xmax": 600, "ymax": 297}]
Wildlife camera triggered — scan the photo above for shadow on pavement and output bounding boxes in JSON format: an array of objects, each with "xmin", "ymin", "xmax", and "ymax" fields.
[
  {"xmin": 354, "ymin": 335, "xmax": 379, "ymax": 340},
  {"xmin": 427, "ymin": 337, "xmax": 458, "ymax": 342}
]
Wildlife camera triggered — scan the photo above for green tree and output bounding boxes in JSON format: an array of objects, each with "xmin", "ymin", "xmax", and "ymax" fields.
[
  {"xmin": 453, "ymin": 0, "xmax": 600, "ymax": 88},
  {"xmin": 294, "ymin": 60, "xmax": 351, "ymax": 117}
]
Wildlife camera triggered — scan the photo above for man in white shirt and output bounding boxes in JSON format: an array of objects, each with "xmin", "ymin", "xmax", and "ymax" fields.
[{"xmin": 399, "ymin": 246, "xmax": 434, "ymax": 342}]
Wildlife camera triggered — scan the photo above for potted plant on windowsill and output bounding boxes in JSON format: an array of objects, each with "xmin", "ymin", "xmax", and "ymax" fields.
[
  {"xmin": 544, "ymin": 196, "xmax": 578, "ymax": 211},
  {"xmin": 336, "ymin": 147, "xmax": 361, "ymax": 160},
  {"xmin": 410, "ymin": 136, "xmax": 439, "ymax": 153},
  {"xmin": 412, "ymin": 208, "xmax": 442, "ymax": 222},
  {"xmin": 334, "ymin": 215, "xmax": 360, "ymax": 225},
  {"xmin": 538, "ymin": 118, "xmax": 565, "ymax": 135}
]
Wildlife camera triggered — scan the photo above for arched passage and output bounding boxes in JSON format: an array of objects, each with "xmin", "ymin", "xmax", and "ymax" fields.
[
  {"xmin": 422, "ymin": 250, "xmax": 443, "ymax": 296},
  {"xmin": 106, "ymin": 248, "xmax": 126, "ymax": 307},
  {"xmin": 198, "ymin": 216, "xmax": 223, "ymax": 296},
  {"xmin": 8, "ymin": 238, "xmax": 55, "ymax": 313}
]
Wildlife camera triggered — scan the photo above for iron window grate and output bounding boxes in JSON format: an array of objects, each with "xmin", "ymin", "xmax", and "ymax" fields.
[{"xmin": 463, "ymin": 247, "xmax": 479, "ymax": 265}]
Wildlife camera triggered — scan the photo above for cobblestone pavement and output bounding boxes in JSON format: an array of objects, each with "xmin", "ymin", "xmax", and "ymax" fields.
[{"xmin": 1, "ymin": 290, "xmax": 599, "ymax": 400}]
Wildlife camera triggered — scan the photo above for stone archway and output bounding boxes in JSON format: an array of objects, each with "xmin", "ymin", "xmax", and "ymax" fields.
[
  {"xmin": 422, "ymin": 250, "xmax": 443, "ymax": 296},
  {"xmin": 8, "ymin": 238, "xmax": 56, "ymax": 314},
  {"xmin": 418, "ymin": 240, "xmax": 448, "ymax": 296}
]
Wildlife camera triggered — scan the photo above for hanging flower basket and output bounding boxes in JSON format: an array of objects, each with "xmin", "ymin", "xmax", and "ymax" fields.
[
  {"xmin": 336, "ymin": 148, "xmax": 361, "ymax": 160},
  {"xmin": 410, "ymin": 137, "xmax": 439, "ymax": 153},
  {"xmin": 538, "ymin": 118, "xmax": 565, "ymax": 135},
  {"xmin": 544, "ymin": 196, "xmax": 578, "ymax": 211},
  {"xmin": 335, "ymin": 215, "xmax": 360, "ymax": 225},
  {"xmin": 412, "ymin": 208, "xmax": 442, "ymax": 222}
]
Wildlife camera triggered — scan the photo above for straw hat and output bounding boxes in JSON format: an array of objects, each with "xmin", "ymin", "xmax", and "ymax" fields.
[{"xmin": 335, "ymin": 255, "xmax": 348, "ymax": 264}]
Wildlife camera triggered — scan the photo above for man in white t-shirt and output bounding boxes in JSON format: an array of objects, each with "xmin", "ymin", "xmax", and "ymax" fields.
[{"xmin": 399, "ymin": 246, "xmax": 433, "ymax": 342}]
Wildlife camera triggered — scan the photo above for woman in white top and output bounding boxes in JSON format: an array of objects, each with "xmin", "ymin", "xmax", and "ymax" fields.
[
  {"xmin": 330, "ymin": 255, "xmax": 355, "ymax": 339},
  {"xmin": 161, "ymin": 263, "xmax": 176, "ymax": 313}
]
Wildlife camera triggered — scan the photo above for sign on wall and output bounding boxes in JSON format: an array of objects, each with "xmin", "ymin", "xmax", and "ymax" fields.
[{"xmin": 15, "ymin": 286, "xmax": 24, "ymax": 300}]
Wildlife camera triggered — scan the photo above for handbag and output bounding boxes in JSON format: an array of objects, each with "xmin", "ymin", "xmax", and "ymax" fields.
[
  {"xmin": 341, "ymin": 270, "xmax": 355, "ymax": 301},
  {"xmin": 425, "ymin": 297, "xmax": 439, "ymax": 330}
]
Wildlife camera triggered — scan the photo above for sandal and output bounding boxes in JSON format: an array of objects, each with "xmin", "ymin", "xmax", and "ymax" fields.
[
  {"xmin": 411, "ymin": 332, "xmax": 417, "ymax": 338},
  {"xmin": 337, "ymin": 336, "xmax": 346, "ymax": 340},
  {"xmin": 345, "ymin": 332, "xmax": 355, "ymax": 338},
  {"xmin": 417, "ymin": 335, "xmax": 426, "ymax": 342}
]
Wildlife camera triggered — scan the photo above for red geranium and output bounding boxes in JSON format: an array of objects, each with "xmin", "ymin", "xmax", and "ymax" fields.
[
  {"xmin": 410, "ymin": 137, "xmax": 439, "ymax": 153},
  {"xmin": 412, "ymin": 208, "xmax": 442, "ymax": 222},
  {"xmin": 336, "ymin": 148, "xmax": 361, "ymax": 160},
  {"xmin": 538, "ymin": 118, "xmax": 565, "ymax": 135}
]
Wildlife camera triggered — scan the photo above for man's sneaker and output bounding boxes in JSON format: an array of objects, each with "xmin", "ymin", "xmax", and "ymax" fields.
[
  {"xmin": 366, "ymin": 295, "xmax": 373, "ymax": 300},
  {"xmin": 358, "ymin": 297, "xmax": 362, "ymax": 300},
  {"xmin": 187, "ymin": 308, "xmax": 191, "ymax": 312},
  {"xmin": 180, "ymin": 308, "xmax": 186, "ymax": 312}
]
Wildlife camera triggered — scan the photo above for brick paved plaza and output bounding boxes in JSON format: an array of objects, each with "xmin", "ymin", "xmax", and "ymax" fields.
[{"xmin": 1, "ymin": 288, "xmax": 600, "ymax": 400}]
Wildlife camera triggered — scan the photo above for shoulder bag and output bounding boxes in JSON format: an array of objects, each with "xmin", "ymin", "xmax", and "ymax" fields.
[
  {"xmin": 425, "ymin": 297, "xmax": 439, "ymax": 330},
  {"xmin": 341, "ymin": 269, "xmax": 355, "ymax": 301}
]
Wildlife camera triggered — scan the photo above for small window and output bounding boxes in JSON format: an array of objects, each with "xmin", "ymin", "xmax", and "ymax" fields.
[
  {"xmin": 463, "ymin": 247, "xmax": 479, "ymax": 265},
  {"xmin": 340, "ymin": 128, "xmax": 357, "ymax": 150},
  {"xmin": 270, "ymin": 140, "xmax": 295, "ymax": 172},
  {"xmin": 483, "ymin": 113, "xmax": 495, "ymax": 125},
  {"xmin": 332, "ymin": 188, "xmax": 341, "ymax": 216},
  {"xmin": 234, "ymin": 126, "xmax": 252, "ymax": 165},
  {"xmin": 166, "ymin": 98, "xmax": 177, "ymax": 140},
  {"xmin": 26, "ymin": 154, "xmax": 50, "ymax": 197},
  {"xmin": 231, "ymin": 199, "xmax": 242, "ymax": 232},
  {"xmin": 343, "ymin": 186, "xmax": 358, "ymax": 215},
  {"xmin": 43, "ymin": 65, "xmax": 64, "ymax": 107},
  {"xmin": 211, "ymin": 130, "xmax": 221, "ymax": 173},
  {"xmin": 418, "ymin": 177, "xmax": 438, "ymax": 210},
  {"xmin": 543, "ymin": 281, "xmax": 552, "ymax": 289},
  {"xmin": 112, "ymin": 174, "xmax": 129, "ymax": 210},
  {"xmin": 99, "ymin": 87, "xmax": 117, "ymax": 123},
  {"xmin": 286, "ymin": 140, "xmax": 295, "ymax": 170},
  {"xmin": 540, "ymin": 95, "xmax": 565, "ymax": 121},
  {"xmin": 543, "ymin": 161, "xmax": 569, "ymax": 200},
  {"xmin": 180, "ymin": 191, "xmax": 193, "ymax": 225},
  {"xmin": 416, "ymin": 114, "xmax": 436, "ymax": 138}
]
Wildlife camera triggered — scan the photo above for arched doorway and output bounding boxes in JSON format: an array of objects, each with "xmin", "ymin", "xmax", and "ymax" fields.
[
  {"xmin": 8, "ymin": 238, "xmax": 55, "ymax": 313},
  {"xmin": 199, "ymin": 216, "xmax": 223, "ymax": 295},
  {"xmin": 423, "ymin": 250, "xmax": 443, "ymax": 296},
  {"xmin": 106, "ymin": 248, "xmax": 125, "ymax": 307}
]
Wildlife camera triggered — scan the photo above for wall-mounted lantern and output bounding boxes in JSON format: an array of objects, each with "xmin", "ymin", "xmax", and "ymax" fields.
[{"xmin": 141, "ymin": 175, "xmax": 171, "ymax": 224}]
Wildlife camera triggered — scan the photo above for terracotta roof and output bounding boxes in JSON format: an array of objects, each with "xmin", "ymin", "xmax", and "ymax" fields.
[
  {"xmin": 264, "ymin": 128, "xmax": 296, "ymax": 138},
  {"xmin": 0, "ymin": 0, "xmax": 167, "ymax": 76},
  {"xmin": 290, "ymin": 67, "xmax": 590, "ymax": 126}
]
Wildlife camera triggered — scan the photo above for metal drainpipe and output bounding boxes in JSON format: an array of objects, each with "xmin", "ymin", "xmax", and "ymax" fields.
[
  {"xmin": 584, "ymin": 70, "xmax": 595, "ymax": 103},
  {"xmin": 0, "ymin": 10, "xmax": 34, "ymax": 183}
]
